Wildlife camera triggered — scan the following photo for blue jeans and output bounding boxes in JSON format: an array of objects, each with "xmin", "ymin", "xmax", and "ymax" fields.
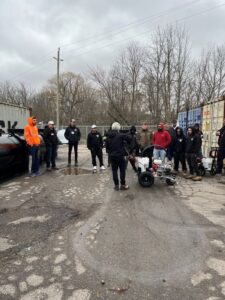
[
  {"xmin": 153, "ymin": 149, "xmax": 166, "ymax": 161},
  {"xmin": 28, "ymin": 146, "xmax": 39, "ymax": 174}
]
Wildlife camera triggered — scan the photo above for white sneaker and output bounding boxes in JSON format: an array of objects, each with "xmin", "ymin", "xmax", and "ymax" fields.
[
  {"xmin": 100, "ymin": 166, "xmax": 106, "ymax": 170},
  {"xmin": 93, "ymin": 166, "xmax": 97, "ymax": 172}
]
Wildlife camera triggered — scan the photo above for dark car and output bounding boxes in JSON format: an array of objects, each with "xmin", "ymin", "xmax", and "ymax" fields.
[
  {"xmin": 0, "ymin": 133, "xmax": 28, "ymax": 180},
  {"xmin": 0, "ymin": 132, "xmax": 46, "ymax": 181}
]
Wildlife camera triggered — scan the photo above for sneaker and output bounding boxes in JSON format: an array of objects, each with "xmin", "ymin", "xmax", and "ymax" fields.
[
  {"xmin": 192, "ymin": 176, "xmax": 202, "ymax": 181},
  {"xmin": 52, "ymin": 166, "xmax": 59, "ymax": 170},
  {"xmin": 75, "ymin": 162, "xmax": 78, "ymax": 167},
  {"xmin": 100, "ymin": 165, "xmax": 106, "ymax": 170},
  {"xmin": 114, "ymin": 185, "xmax": 119, "ymax": 191},
  {"xmin": 47, "ymin": 167, "xmax": 51, "ymax": 171},
  {"xmin": 93, "ymin": 166, "xmax": 97, "ymax": 173},
  {"xmin": 120, "ymin": 184, "xmax": 129, "ymax": 190}
]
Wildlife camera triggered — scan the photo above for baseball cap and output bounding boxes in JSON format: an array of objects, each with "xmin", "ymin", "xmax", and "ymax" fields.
[
  {"xmin": 91, "ymin": 124, "xmax": 97, "ymax": 129},
  {"xmin": 48, "ymin": 121, "xmax": 54, "ymax": 125}
]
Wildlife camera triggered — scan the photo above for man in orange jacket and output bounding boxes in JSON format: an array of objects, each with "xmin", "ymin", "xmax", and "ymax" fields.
[{"xmin": 24, "ymin": 116, "xmax": 40, "ymax": 177}]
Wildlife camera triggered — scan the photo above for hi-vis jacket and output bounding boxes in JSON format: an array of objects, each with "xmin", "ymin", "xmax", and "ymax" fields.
[{"xmin": 24, "ymin": 117, "xmax": 40, "ymax": 147}]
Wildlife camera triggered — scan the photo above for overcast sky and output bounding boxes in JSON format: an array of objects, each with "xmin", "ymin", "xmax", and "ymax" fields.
[{"xmin": 0, "ymin": 0, "xmax": 225, "ymax": 90}]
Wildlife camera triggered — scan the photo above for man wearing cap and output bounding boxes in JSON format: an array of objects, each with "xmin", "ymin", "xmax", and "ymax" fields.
[
  {"xmin": 64, "ymin": 119, "xmax": 81, "ymax": 167},
  {"xmin": 87, "ymin": 125, "xmax": 105, "ymax": 172},
  {"xmin": 43, "ymin": 121, "xmax": 59, "ymax": 171}
]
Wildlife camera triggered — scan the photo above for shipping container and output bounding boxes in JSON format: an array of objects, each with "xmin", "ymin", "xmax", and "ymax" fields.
[
  {"xmin": 202, "ymin": 98, "xmax": 225, "ymax": 157},
  {"xmin": 177, "ymin": 107, "xmax": 202, "ymax": 133},
  {"xmin": 0, "ymin": 102, "xmax": 31, "ymax": 131}
]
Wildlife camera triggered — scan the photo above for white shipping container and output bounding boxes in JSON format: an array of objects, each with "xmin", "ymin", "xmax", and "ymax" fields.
[
  {"xmin": 0, "ymin": 102, "xmax": 31, "ymax": 131},
  {"xmin": 202, "ymin": 98, "xmax": 225, "ymax": 157}
]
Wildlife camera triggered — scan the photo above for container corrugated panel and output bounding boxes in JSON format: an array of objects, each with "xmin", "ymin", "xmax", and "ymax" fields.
[
  {"xmin": 202, "ymin": 99, "xmax": 225, "ymax": 156},
  {"xmin": 178, "ymin": 107, "xmax": 202, "ymax": 133},
  {"xmin": 0, "ymin": 102, "xmax": 30, "ymax": 130}
]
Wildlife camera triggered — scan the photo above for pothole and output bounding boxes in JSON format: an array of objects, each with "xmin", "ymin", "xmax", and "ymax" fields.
[
  {"xmin": 60, "ymin": 168, "xmax": 92, "ymax": 175},
  {"xmin": 0, "ymin": 208, "xmax": 8, "ymax": 214}
]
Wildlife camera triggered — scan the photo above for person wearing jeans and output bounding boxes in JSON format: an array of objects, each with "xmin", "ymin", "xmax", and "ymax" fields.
[
  {"xmin": 152, "ymin": 122, "xmax": 171, "ymax": 162},
  {"xmin": 24, "ymin": 116, "xmax": 40, "ymax": 177}
]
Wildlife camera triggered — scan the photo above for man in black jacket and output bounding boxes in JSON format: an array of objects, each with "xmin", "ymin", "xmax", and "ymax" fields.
[
  {"xmin": 64, "ymin": 119, "xmax": 81, "ymax": 167},
  {"xmin": 87, "ymin": 125, "xmax": 105, "ymax": 172},
  {"xmin": 43, "ymin": 121, "xmax": 58, "ymax": 171},
  {"xmin": 216, "ymin": 118, "xmax": 225, "ymax": 174},
  {"xmin": 106, "ymin": 122, "xmax": 131, "ymax": 190},
  {"xmin": 173, "ymin": 127, "xmax": 187, "ymax": 174},
  {"xmin": 185, "ymin": 127, "xmax": 202, "ymax": 181}
]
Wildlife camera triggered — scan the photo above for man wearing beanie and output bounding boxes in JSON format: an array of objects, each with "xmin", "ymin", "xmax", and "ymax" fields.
[{"xmin": 106, "ymin": 122, "xmax": 131, "ymax": 190}]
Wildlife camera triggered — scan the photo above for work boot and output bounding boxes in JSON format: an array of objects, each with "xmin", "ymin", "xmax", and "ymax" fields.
[
  {"xmin": 192, "ymin": 176, "xmax": 202, "ymax": 181},
  {"xmin": 114, "ymin": 185, "xmax": 119, "ymax": 191},
  {"xmin": 120, "ymin": 184, "xmax": 129, "ymax": 190},
  {"xmin": 185, "ymin": 174, "xmax": 195, "ymax": 179}
]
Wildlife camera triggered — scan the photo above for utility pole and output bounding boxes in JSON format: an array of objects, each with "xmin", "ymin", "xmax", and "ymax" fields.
[{"xmin": 53, "ymin": 48, "xmax": 63, "ymax": 130}]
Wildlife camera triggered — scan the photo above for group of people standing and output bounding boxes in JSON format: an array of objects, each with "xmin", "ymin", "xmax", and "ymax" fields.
[{"xmin": 23, "ymin": 116, "xmax": 225, "ymax": 188}]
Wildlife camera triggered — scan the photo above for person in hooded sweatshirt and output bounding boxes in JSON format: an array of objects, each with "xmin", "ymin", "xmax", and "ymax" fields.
[
  {"xmin": 105, "ymin": 122, "xmax": 131, "ymax": 191},
  {"xmin": 185, "ymin": 126, "xmax": 202, "ymax": 181},
  {"xmin": 87, "ymin": 125, "xmax": 105, "ymax": 172},
  {"xmin": 167, "ymin": 119, "xmax": 177, "ymax": 160},
  {"xmin": 151, "ymin": 122, "xmax": 171, "ymax": 161},
  {"xmin": 193, "ymin": 123, "xmax": 203, "ymax": 157},
  {"xmin": 216, "ymin": 118, "xmax": 225, "ymax": 174},
  {"xmin": 173, "ymin": 127, "xmax": 187, "ymax": 174},
  {"xmin": 24, "ymin": 116, "xmax": 40, "ymax": 177}
]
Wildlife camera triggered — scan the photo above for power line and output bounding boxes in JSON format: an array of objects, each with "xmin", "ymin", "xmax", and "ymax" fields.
[
  {"xmin": 7, "ymin": 0, "xmax": 202, "ymax": 81},
  {"xmin": 7, "ymin": 1, "xmax": 225, "ymax": 82},
  {"xmin": 63, "ymin": 2, "xmax": 225, "ymax": 61},
  {"xmin": 60, "ymin": 0, "xmax": 202, "ymax": 51}
]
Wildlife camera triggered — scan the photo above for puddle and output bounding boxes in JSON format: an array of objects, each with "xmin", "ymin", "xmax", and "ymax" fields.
[{"xmin": 61, "ymin": 168, "xmax": 92, "ymax": 175}]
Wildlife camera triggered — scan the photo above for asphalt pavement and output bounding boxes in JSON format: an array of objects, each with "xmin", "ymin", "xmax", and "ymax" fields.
[{"xmin": 0, "ymin": 145, "xmax": 225, "ymax": 300}]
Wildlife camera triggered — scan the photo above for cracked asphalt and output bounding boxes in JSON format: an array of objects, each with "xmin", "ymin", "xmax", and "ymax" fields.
[{"xmin": 0, "ymin": 145, "xmax": 225, "ymax": 299}]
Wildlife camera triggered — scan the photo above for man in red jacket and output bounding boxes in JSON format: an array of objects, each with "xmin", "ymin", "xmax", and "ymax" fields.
[{"xmin": 152, "ymin": 122, "xmax": 171, "ymax": 161}]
